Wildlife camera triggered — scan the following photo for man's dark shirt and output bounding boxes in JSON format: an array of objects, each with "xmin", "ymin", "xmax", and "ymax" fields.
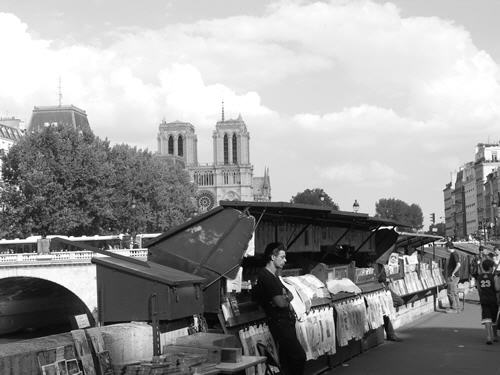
[
  {"xmin": 252, "ymin": 268, "xmax": 293, "ymax": 321},
  {"xmin": 447, "ymin": 251, "xmax": 460, "ymax": 278}
]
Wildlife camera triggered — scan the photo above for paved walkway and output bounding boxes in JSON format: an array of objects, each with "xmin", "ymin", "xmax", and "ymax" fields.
[{"xmin": 326, "ymin": 301, "xmax": 500, "ymax": 375}]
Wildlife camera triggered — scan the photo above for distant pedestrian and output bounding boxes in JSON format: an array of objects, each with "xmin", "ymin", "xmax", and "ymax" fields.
[
  {"xmin": 445, "ymin": 242, "xmax": 461, "ymax": 313},
  {"xmin": 493, "ymin": 247, "xmax": 500, "ymax": 268},
  {"xmin": 477, "ymin": 259, "xmax": 500, "ymax": 344}
]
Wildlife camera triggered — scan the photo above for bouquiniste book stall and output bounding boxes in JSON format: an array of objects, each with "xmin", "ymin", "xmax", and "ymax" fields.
[
  {"xmin": 373, "ymin": 230, "xmax": 446, "ymax": 323},
  {"xmin": 53, "ymin": 204, "xmax": 451, "ymax": 375},
  {"xmin": 215, "ymin": 201, "xmax": 407, "ymax": 374}
]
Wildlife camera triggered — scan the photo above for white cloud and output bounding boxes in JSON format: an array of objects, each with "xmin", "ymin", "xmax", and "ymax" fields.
[
  {"xmin": 319, "ymin": 161, "xmax": 406, "ymax": 188},
  {"xmin": 2, "ymin": 0, "xmax": 500, "ymax": 218}
]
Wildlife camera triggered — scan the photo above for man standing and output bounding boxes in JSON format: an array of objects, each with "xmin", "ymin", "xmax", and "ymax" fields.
[
  {"xmin": 371, "ymin": 259, "xmax": 403, "ymax": 341},
  {"xmin": 252, "ymin": 242, "xmax": 306, "ymax": 375},
  {"xmin": 446, "ymin": 242, "xmax": 461, "ymax": 313}
]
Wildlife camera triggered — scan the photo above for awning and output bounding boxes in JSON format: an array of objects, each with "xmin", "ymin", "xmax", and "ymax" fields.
[
  {"xmin": 394, "ymin": 231, "xmax": 444, "ymax": 250},
  {"xmin": 219, "ymin": 200, "xmax": 406, "ymax": 230},
  {"xmin": 375, "ymin": 230, "xmax": 443, "ymax": 263}
]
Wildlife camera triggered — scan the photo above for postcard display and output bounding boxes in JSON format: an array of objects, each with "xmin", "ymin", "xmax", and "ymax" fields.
[
  {"xmin": 386, "ymin": 253, "xmax": 446, "ymax": 328},
  {"xmin": 387, "ymin": 254, "xmax": 445, "ymax": 296},
  {"xmin": 223, "ymin": 270, "xmax": 394, "ymax": 374}
]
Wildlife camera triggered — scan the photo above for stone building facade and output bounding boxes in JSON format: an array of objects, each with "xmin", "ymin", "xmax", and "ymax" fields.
[
  {"xmin": 27, "ymin": 105, "xmax": 91, "ymax": 134},
  {"xmin": 157, "ymin": 110, "xmax": 271, "ymax": 211},
  {"xmin": 0, "ymin": 117, "xmax": 23, "ymax": 180},
  {"xmin": 444, "ymin": 143, "xmax": 500, "ymax": 240}
]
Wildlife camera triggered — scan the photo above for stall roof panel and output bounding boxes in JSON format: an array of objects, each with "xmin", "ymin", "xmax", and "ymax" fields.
[
  {"xmin": 394, "ymin": 232, "xmax": 444, "ymax": 250},
  {"xmin": 92, "ymin": 256, "xmax": 205, "ymax": 286},
  {"xmin": 421, "ymin": 246, "xmax": 450, "ymax": 259},
  {"xmin": 219, "ymin": 200, "xmax": 405, "ymax": 229}
]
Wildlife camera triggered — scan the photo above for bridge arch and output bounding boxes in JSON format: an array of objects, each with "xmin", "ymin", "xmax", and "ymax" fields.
[{"xmin": 0, "ymin": 263, "xmax": 97, "ymax": 335}]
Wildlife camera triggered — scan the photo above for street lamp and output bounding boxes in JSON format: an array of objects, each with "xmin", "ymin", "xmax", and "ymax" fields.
[{"xmin": 353, "ymin": 199, "xmax": 360, "ymax": 213}]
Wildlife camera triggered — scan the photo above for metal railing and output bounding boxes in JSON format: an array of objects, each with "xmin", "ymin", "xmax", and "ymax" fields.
[{"xmin": 0, "ymin": 249, "xmax": 148, "ymax": 266}]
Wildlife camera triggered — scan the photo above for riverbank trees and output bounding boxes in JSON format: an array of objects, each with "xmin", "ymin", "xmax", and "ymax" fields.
[{"xmin": 0, "ymin": 125, "xmax": 196, "ymax": 238}]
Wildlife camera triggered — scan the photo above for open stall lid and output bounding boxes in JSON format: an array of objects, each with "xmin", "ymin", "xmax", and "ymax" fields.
[
  {"xmin": 146, "ymin": 206, "xmax": 255, "ymax": 313},
  {"xmin": 147, "ymin": 207, "xmax": 255, "ymax": 280},
  {"xmin": 451, "ymin": 242, "xmax": 488, "ymax": 256},
  {"xmin": 375, "ymin": 230, "xmax": 443, "ymax": 263},
  {"xmin": 394, "ymin": 231, "xmax": 443, "ymax": 250}
]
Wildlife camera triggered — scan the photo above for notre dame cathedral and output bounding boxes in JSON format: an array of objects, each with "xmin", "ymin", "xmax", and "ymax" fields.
[{"xmin": 157, "ymin": 106, "xmax": 271, "ymax": 211}]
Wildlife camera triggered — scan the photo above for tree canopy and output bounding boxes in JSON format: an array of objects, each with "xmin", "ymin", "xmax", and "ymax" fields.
[
  {"xmin": 0, "ymin": 125, "xmax": 197, "ymax": 238},
  {"xmin": 375, "ymin": 198, "xmax": 423, "ymax": 231},
  {"xmin": 290, "ymin": 188, "xmax": 339, "ymax": 210}
]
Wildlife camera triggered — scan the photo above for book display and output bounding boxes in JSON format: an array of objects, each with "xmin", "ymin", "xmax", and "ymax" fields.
[
  {"xmin": 238, "ymin": 323, "xmax": 278, "ymax": 375},
  {"xmin": 333, "ymin": 297, "xmax": 369, "ymax": 347},
  {"xmin": 388, "ymin": 261, "xmax": 445, "ymax": 297},
  {"xmin": 295, "ymin": 307, "xmax": 336, "ymax": 360},
  {"xmin": 364, "ymin": 290, "xmax": 396, "ymax": 330}
]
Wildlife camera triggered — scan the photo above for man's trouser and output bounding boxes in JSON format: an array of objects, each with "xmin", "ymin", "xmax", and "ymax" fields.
[
  {"xmin": 268, "ymin": 318, "xmax": 306, "ymax": 375},
  {"xmin": 447, "ymin": 275, "xmax": 460, "ymax": 309}
]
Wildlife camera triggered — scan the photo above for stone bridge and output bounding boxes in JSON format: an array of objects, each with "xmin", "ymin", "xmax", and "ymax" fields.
[{"xmin": 0, "ymin": 250, "xmax": 147, "ymax": 335}]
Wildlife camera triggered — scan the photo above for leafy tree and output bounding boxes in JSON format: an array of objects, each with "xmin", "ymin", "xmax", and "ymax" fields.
[
  {"xmin": 290, "ymin": 188, "xmax": 339, "ymax": 210},
  {"xmin": 375, "ymin": 198, "xmax": 423, "ymax": 231},
  {"xmin": 428, "ymin": 222, "xmax": 446, "ymax": 237},
  {"xmin": 106, "ymin": 144, "xmax": 197, "ymax": 235},
  {"xmin": 0, "ymin": 125, "xmax": 197, "ymax": 239}
]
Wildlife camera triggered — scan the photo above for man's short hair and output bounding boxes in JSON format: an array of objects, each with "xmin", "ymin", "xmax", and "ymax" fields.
[
  {"xmin": 482, "ymin": 259, "xmax": 495, "ymax": 272},
  {"xmin": 264, "ymin": 242, "xmax": 286, "ymax": 262},
  {"xmin": 446, "ymin": 241, "xmax": 454, "ymax": 249}
]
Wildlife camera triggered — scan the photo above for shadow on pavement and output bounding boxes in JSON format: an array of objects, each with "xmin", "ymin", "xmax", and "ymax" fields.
[{"xmin": 326, "ymin": 315, "xmax": 500, "ymax": 375}]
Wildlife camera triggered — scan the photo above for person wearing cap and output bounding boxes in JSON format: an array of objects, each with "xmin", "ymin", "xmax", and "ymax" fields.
[
  {"xmin": 446, "ymin": 242, "xmax": 461, "ymax": 313},
  {"xmin": 252, "ymin": 242, "xmax": 306, "ymax": 375}
]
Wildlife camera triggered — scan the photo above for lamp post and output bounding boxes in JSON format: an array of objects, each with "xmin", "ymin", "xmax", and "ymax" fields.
[{"xmin": 353, "ymin": 199, "xmax": 360, "ymax": 213}]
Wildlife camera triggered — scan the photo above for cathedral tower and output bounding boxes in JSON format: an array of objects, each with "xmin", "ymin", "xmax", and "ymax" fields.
[
  {"xmin": 213, "ymin": 104, "xmax": 250, "ymax": 166},
  {"xmin": 157, "ymin": 120, "xmax": 198, "ymax": 166}
]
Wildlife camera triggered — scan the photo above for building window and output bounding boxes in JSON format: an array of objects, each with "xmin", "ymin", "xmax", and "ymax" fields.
[
  {"xmin": 178, "ymin": 135, "xmax": 183, "ymax": 157},
  {"xmin": 232, "ymin": 134, "xmax": 238, "ymax": 164},
  {"xmin": 168, "ymin": 135, "xmax": 174, "ymax": 155},
  {"xmin": 233, "ymin": 171, "xmax": 241, "ymax": 184},
  {"xmin": 223, "ymin": 134, "xmax": 229, "ymax": 164},
  {"xmin": 493, "ymin": 151, "xmax": 498, "ymax": 162}
]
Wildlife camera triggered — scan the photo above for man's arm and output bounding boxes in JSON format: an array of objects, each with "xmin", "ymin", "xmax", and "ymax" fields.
[
  {"xmin": 272, "ymin": 294, "xmax": 290, "ymax": 308},
  {"xmin": 271, "ymin": 288, "xmax": 293, "ymax": 308},
  {"xmin": 452, "ymin": 262, "xmax": 461, "ymax": 276},
  {"xmin": 495, "ymin": 275, "xmax": 500, "ymax": 304},
  {"xmin": 452, "ymin": 253, "xmax": 461, "ymax": 276}
]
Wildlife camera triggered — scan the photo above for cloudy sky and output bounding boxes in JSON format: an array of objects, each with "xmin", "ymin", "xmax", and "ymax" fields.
[{"xmin": 1, "ymin": 0, "xmax": 500, "ymax": 226}]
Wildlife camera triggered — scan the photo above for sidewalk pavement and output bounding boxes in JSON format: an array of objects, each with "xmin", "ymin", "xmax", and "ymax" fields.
[{"xmin": 326, "ymin": 301, "xmax": 500, "ymax": 375}]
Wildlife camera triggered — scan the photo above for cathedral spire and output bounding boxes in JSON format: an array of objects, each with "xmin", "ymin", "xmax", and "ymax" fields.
[{"xmin": 221, "ymin": 100, "xmax": 225, "ymax": 122}]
